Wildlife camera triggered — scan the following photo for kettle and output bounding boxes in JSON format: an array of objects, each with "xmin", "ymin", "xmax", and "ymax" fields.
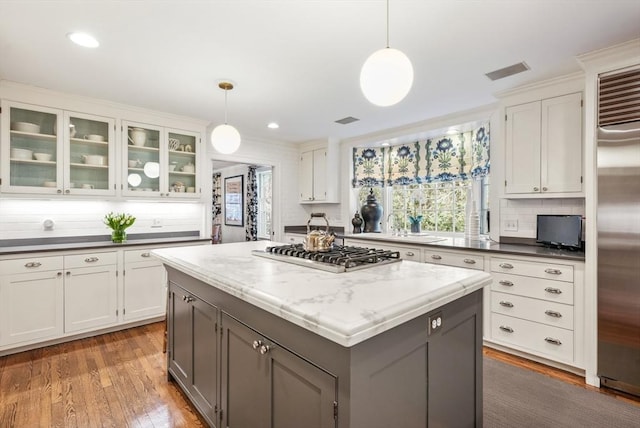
[{"xmin": 303, "ymin": 213, "xmax": 335, "ymax": 252}]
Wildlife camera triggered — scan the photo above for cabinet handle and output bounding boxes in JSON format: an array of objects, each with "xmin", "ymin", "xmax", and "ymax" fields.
[
  {"xmin": 65, "ymin": 189, "xmax": 70, "ymax": 194},
  {"xmin": 84, "ymin": 257, "xmax": 99, "ymax": 263},
  {"xmin": 463, "ymin": 258, "xmax": 476, "ymax": 264},
  {"xmin": 57, "ymin": 272, "xmax": 63, "ymax": 277},
  {"xmin": 533, "ymin": 187, "xmax": 539, "ymax": 192},
  {"xmin": 499, "ymin": 280, "xmax": 514, "ymax": 287},
  {"xmin": 405, "ymin": 251, "xmax": 415, "ymax": 257},
  {"xmin": 66, "ymin": 271, "xmax": 71, "ymax": 277},
  {"xmin": 499, "ymin": 301, "xmax": 514, "ymax": 308},
  {"xmin": 545, "ymin": 287, "xmax": 562, "ymax": 294},
  {"xmin": 544, "ymin": 268, "xmax": 562, "ymax": 275},
  {"xmin": 544, "ymin": 337, "xmax": 562, "ymax": 346},
  {"xmin": 259, "ymin": 344, "xmax": 271, "ymax": 355},
  {"xmin": 24, "ymin": 262, "xmax": 42, "ymax": 268},
  {"xmin": 499, "ymin": 263, "xmax": 514, "ymax": 269},
  {"xmin": 57, "ymin": 189, "xmax": 62, "ymax": 194},
  {"xmin": 499, "ymin": 326, "xmax": 514, "ymax": 333},
  {"xmin": 430, "ymin": 254, "xmax": 442, "ymax": 260},
  {"xmin": 182, "ymin": 295, "xmax": 194, "ymax": 303},
  {"xmin": 545, "ymin": 310, "xmax": 562, "ymax": 318},
  {"xmin": 141, "ymin": 252, "xmax": 151, "ymax": 258},
  {"xmin": 542, "ymin": 187, "xmax": 548, "ymax": 191},
  {"xmin": 252, "ymin": 340, "xmax": 263, "ymax": 350}
]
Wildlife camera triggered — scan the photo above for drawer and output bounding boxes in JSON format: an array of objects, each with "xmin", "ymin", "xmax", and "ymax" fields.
[
  {"xmin": 491, "ymin": 257, "xmax": 574, "ymax": 282},
  {"xmin": 491, "ymin": 273, "xmax": 574, "ymax": 305},
  {"xmin": 376, "ymin": 244, "xmax": 422, "ymax": 262},
  {"xmin": 125, "ymin": 248, "xmax": 161, "ymax": 264},
  {"xmin": 0, "ymin": 256, "xmax": 64, "ymax": 274},
  {"xmin": 491, "ymin": 313, "xmax": 574, "ymax": 363},
  {"xmin": 424, "ymin": 250, "xmax": 485, "ymax": 270},
  {"xmin": 65, "ymin": 251, "xmax": 117, "ymax": 269},
  {"xmin": 491, "ymin": 291, "xmax": 574, "ymax": 330}
]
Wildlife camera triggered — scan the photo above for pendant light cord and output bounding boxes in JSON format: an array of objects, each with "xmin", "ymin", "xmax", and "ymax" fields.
[
  {"xmin": 224, "ymin": 88, "xmax": 229, "ymax": 125},
  {"xmin": 386, "ymin": 0, "xmax": 390, "ymax": 48}
]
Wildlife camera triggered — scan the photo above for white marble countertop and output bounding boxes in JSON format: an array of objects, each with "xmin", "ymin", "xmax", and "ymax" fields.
[{"xmin": 151, "ymin": 241, "xmax": 492, "ymax": 347}]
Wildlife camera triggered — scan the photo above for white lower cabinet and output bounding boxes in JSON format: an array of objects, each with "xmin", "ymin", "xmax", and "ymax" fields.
[
  {"xmin": 487, "ymin": 256, "xmax": 584, "ymax": 368},
  {"xmin": 123, "ymin": 249, "xmax": 167, "ymax": 321},
  {"xmin": 64, "ymin": 252, "xmax": 118, "ymax": 333},
  {"xmin": 0, "ymin": 256, "xmax": 64, "ymax": 346}
]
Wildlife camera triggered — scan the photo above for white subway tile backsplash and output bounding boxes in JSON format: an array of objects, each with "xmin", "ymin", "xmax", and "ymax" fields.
[{"xmin": 500, "ymin": 197, "xmax": 585, "ymax": 239}]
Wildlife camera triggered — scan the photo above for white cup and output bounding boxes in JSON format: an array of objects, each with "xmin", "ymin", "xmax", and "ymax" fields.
[{"xmin": 82, "ymin": 184, "xmax": 94, "ymax": 189}]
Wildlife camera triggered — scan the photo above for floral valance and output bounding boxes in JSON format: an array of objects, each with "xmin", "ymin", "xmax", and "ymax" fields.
[{"xmin": 352, "ymin": 123, "xmax": 490, "ymax": 187}]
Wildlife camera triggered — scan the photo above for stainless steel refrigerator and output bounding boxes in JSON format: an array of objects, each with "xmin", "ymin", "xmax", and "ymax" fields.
[{"xmin": 597, "ymin": 67, "xmax": 640, "ymax": 397}]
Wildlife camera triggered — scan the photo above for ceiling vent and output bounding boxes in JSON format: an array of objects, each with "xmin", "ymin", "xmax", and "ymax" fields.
[
  {"xmin": 335, "ymin": 116, "xmax": 360, "ymax": 125},
  {"xmin": 485, "ymin": 62, "xmax": 530, "ymax": 81}
]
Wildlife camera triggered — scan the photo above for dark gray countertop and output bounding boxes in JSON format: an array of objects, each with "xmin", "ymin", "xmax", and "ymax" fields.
[
  {"xmin": 344, "ymin": 233, "xmax": 585, "ymax": 262},
  {"xmin": 0, "ymin": 231, "xmax": 209, "ymax": 256}
]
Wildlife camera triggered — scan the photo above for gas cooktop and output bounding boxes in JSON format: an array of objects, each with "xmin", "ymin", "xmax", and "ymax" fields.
[{"xmin": 252, "ymin": 244, "xmax": 402, "ymax": 273}]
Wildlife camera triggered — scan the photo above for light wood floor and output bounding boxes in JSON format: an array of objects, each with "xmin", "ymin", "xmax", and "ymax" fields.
[{"xmin": 1, "ymin": 322, "xmax": 637, "ymax": 427}]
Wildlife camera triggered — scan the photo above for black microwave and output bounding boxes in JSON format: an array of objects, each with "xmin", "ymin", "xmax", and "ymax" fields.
[{"xmin": 536, "ymin": 215, "xmax": 583, "ymax": 250}]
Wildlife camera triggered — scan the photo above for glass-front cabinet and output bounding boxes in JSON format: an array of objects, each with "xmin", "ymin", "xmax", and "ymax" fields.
[
  {"xmin": 1, "ymin": 101, "xmax": 115, "ymax": 196},
  {"xmin": 122, "ymin": 121, "xmax": 199, "ymax": 198}
]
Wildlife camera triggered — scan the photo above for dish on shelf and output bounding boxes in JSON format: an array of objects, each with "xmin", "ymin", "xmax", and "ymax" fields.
[
  {"xmin": 33, "ymin": 152, "xmax": 52, "ymax": 161},
  {"xmin": 82, "ymin": 154, "xmax": 106, "ymax": 165},
  {"xmin": 11, "ymin": 121, "xmax": 41, "ymax": 133},
  {"xmin": 43, "ymin": 181, "xmax": 57, "ymax": 188},
  {"xmin": 84, "ymin": 134, "xmax": 105, "ymax": 142},
  {"xmin": 168, "ymin": 138, "xmax": 180, "ymax": 151},
  {"xmin": 10, "ymin": 148, "xmax": 33, "ymax": 160}
]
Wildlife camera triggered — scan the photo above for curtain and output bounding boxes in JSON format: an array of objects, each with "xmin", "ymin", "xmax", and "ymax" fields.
[
  {"xmin": 352, "ymin": 122, "xmax": 490, "ymax": 187},
  {"xmin": 245, "ymin": 166, "xmax": 258, "ymax": 241}
]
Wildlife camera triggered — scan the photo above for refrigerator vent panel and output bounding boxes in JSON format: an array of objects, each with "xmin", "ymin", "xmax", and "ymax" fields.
[{"xmin": 598, "ymin": 67, "xmax": 640, "ymax": 126}]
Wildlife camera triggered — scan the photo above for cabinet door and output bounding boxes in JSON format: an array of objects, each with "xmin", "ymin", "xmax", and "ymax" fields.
[
  {"xmin": 222, "ymin": 314, "xmax": 337, "ymax": 428},
  {"xmin": 299, "ymin": 150, "xmax": 314, "ymax": 201},
  {"xmin": 122, "ymin": 121, "xmax": 164, "ymax": 196},
  {"xmin": 312, "ymin": 148, "xmax": 327, "ymax": 202},
  {"xmin": 64, "ymin": 111, "xmax": 116, "ymax": 196},
  {"xmin": 168, "ymin": 283, "xmax": 193, "ymax": 386},
  {"xmin": 167, "ymin": 129, "xmax": 200, "ymax": 198},
  {"xmin": 540, "ymin": 93, "xmax": 583, "ymax": 193},
  {"xmin": 0, "ymin": 270, "xmax": 63, "ymax": 346},
  {"xmin": 64, "ymin": 265, "xmax": 118, "ymax": 333},
  {"xmin": 505, "ymin": 101, "xmax": 542, "ymax": 194},
  {"xmin": 123, "ymin": 261, "xmax": 167, "ymax": 321},
  {"xmin": 191, "ymin": 297, "xmax": 219, "ymax": 426},
  {"xmin": 1, "ymin": 101, "xmax": 64, "ymax": 195}
]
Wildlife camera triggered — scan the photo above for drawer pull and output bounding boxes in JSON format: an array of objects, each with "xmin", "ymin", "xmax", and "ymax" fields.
[
  {"xmin": 544, "ymin": 337, "xmax": 562, "ymax": 346},
  {"xmin": 405, "ymin": 251, "xmax": 415, "ymax": 257},
  {"xmin": 499, "ymin": 280, "xmax": 514, "ymax": 287},
  {"xmin": 84, "ymin": 257, "xmax": 99, "ymax": 263},
  {"xmin": 545, "ymin": 287, "xmax": 562, "ymax": 294},
  {"xmin": 252, "ymin": 340, "xmax": 263, "ymax": 350},
  {"xmin": 499, "ymin": 301, "xmax": 514, "ymax": 308},
  {"xmin": 545, "ymin": 310, "xmax": 562, "ymax": 318},
  {"xmin": 24, "ymin": 262, "xmax": 42, "ymax": 268},
  {"xmin": 430, "ymin": 254, "xmax": 442, "ymax": 260},
  {"xmin": 544, "ymin": 268, "xmax": 562, "ymax": 275},
  {"xmin": 463, "ymin": 258, "xmax": 476, "ymax": 264},
  {"xmin": 499, "ymin": 326, "xmax": 514, "ymax": 333},
  {"xmin": 141, "ymin": 252, "xmax": 151, "ymax": 258},
  {"xmin": 182, "ymin": 295, "xmax": 194, "ymax": 303},
  {"xmin": 499, "ymin": 263, "xmax": 514, "ymax": 269}
]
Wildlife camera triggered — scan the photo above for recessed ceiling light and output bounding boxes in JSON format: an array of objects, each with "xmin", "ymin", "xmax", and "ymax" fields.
[
  {"xmin": 267, "ymin": 122, "xmax": 279, "ymax": 129},
  {"xmin": 446, "ymin": 128, "xmax": 459, "ymax": 135},
  {"xmin": 67, "ymin": 32, "xmax": 99, "ymax": 48},
  {"xmin": 381, "ymin": 142, "xmax": 390, "ymax": 146}
]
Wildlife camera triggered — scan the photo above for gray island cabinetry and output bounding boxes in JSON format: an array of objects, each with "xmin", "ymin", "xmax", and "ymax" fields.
[{"xmin": 153, "ymin": 242, "xmax": 492, "ymax": 428}]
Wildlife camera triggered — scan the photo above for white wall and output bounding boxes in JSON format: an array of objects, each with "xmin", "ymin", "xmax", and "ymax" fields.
[{"xmin": 0, "ymin": 199, "xmax": 205, "ymax": 240}]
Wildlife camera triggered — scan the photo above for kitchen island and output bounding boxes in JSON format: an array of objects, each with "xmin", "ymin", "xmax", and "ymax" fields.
[{"xmin": 152, "ymin": 241, "xmax": 492, "ymax": 428}]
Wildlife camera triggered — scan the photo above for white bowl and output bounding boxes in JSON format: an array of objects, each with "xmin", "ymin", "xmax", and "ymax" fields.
[
  {"xmin": 11, "ymin": 121, "xmax": 41, "ymax": 133},
  {"xmin": 10, "ymin": 148, "xmax": 33, "ymax": 160},
  {"xmin": 43, "ymin": 181, "xmax": 57, "ymax": 188},
  {"xmin": 82, "ymin": 155, "xmax": 106, "ymax": 165},
  {"xmin": 85, "ymin": 134, "xmax": 104, "ymax": 142},
  {"xmin": 33, "ymin": 152, "xmax": 52, "ymax": 162}
]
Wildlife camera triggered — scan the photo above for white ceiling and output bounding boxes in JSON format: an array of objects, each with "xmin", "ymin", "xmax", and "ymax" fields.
[{"xmin": 1, "ymin": 1, "xmax": 639, "ymax": 144}]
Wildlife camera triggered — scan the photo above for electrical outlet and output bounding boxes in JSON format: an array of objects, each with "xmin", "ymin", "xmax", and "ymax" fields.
[
  {"xmin": 504, "ymin": 219, "xmax": 518, "ymax": 231},
  {"xmin": 152, "ymin": 218, "xmax": 162, "ymax": 227}
]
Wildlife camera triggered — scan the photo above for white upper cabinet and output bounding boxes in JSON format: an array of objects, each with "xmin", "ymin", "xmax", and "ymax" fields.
[
  {"xmin": 299, "ymin": 139, "xmax": 339, "ymax": 204},
  {"xmin": 505, "ymin": 92, "xmax": 583, "ymax": 196},
  {"xmin": 1, "ymin": 100, "xmax": 116, "ymax": 196},
  {"xmin": 122, "ymin": 121, "xmax": 200, "ymax": 199}
]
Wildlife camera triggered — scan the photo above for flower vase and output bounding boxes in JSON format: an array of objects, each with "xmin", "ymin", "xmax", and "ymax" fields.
[
  {"xmin": 111, "ymin": 229, "xmax": 127, "ymax": 243},
  {"xmin": 410, "ymin": 222, "xmax": 421, "ymax": 234}
]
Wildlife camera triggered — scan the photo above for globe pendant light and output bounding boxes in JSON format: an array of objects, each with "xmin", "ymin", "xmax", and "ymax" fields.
[
  {"xmin": 360, "ymin": 0, "xmax": 414, "ymax": 107},
  {"xmin": 211, "ymin": 82, "xmax": 241, "ymax": 154}
]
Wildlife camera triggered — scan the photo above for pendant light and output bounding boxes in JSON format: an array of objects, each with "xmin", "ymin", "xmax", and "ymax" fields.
[
  {"xmin": 360, "ymin": 0, "xmax": 414, "ymax": 107},
  {"xmin": 211, "ymin": 82, "xmax": 241, "ymax": 154}
]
